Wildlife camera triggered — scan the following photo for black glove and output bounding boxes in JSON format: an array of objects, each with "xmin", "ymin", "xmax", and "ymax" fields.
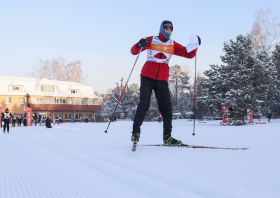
[
  {"xmin": 137, "ymin": 38, "xmax": 149, "ymax": 48},
  {"xmin": 197, "ymin": 36, "xmax": 201, "ymax": 45}
]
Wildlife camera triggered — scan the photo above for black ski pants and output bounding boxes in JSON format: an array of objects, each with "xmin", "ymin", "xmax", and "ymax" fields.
[
  {"xmin": 13, "ymin": 120, "xmax": 16, "ymax": 127},
  {"xmin": 3, "ymin": 119, "xmax": 10, "ymax": 132},
  {"xmin": 133, "ymin": 76, "xmax": 172, "ymax": 136},
  {"xmin": 18, "ymin": 119, "xmax": 22, "ymax": 127}
]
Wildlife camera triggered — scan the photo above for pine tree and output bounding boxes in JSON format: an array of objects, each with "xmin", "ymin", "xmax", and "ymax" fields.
[
  {"xmin": 272, "ymin": 44, "xmax": 280, "ymax": 79},
  {"xmin": 201, "ymin": 34, "xmax": 278, "ymax": 120}
]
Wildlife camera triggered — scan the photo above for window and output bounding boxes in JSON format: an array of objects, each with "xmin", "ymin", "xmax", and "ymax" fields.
[
  {"xmin": 44, "ymin": 98, "xmax": 55, "ymax": 104},
  {"xmin": 56, "ymin": 99, "xmax": 66, "ymax": 104},
  {"xmin": 13, "ymin": 86, "xmax": 22, "ymax": 91},
  {"xmin": 40, "ymin": 85, "xmax": 55, "ymax": 92},
  {"xmin": 85, "ymin": 114, "xmax": 92, "ymax": 119},
  {"xmin": 32, "ymin": 98, "xmax": 43, "ymax": 104},
  {"xmin": 55, "ymin": 114, "xmax": 63, "ymax": 119},
  {"xmin": 67, "ymin": 99, "xmax": 76, "ymax": 105},
  {"xmin": 76, "ymin": 114, "xmax": 82, "ymax": 119},
  {"xmin": 88, "ymin": 100, "xmax": 100, "ymax": 105},
  {"xmin": 19, "ymin": 97, "xmax": 25, "ymax": 104},
  {"xmin": 5, "ymin": 97, "xmax": 11, "ymax": 104},
  {"xmin": 65, "ymin": 114, "xmax": 72, "ymax": 120},
  {"xmin": 42, "ymin": 114, "xmax": 52, "ymax": 120},
  {"xmin": 78, "ymin": 100, "xmax": 87, "ymax": 105},
  {"xmin": 70, "ymin": 90, "xmax": 79, "ymax": 94}
]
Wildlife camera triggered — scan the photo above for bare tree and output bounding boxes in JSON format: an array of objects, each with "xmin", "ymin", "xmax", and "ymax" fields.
[
  {"xmin": 27, "ymin": 57, "xmax": 88, "ymax": 84},
  {"xmin": 249, "ymin": 8, "xmax": 280, "ymax": 56}
]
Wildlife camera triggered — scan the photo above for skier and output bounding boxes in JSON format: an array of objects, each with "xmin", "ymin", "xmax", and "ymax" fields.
[
  {"xmin": 34, "ymin": 113, "xmax": 38, "ymax": 126},
  {"xmin": 18, "ymin": 114, "xmax": 22, "ymax": 127},
  {"xmin": 59, "ymin": 116, "xmax": 62, "ymax": 124},
  {"xmin": 23, "ymin": 113, "xmax": 27, "ymax": 126},
  {"xmin": 3, "ymin": 108, "xmax": 13, "ymax": 133},
  {"xmin": 12, "ymin": 113, "xmax": 16, "ymax": 127},
  {"xmin": 131, "ymin": 20, "xmax": 200, "ymax": 145},
  {"xmin": 38, "ymin": 114, "xmax": 42, "ymax": 126},
  {"xmin": 158, "ymin": 112, "xmax": 162, "ymax": 123},
  {"xmin": 16, "ymin": 114, "xmax": 19, "ymax": 126},
  {"xmin": 80, "ymin": 117, "xmax": 82, "ymax": 123},
  {"xmin": 268, "ymin": 109, "xmax": 272, "ymax": 122},
  {"xmin": 92, "ymin": 115, "xmax": 95, "ymax": 123}
]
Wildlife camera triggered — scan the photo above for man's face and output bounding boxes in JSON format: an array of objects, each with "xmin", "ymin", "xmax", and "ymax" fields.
[{"xmin": 164, "ymin": 28, "xmax": 173, "ymax": 34}]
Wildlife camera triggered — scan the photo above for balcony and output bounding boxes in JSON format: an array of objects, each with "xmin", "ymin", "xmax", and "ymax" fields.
[{"xmin": 28, "ymin": 104, "xmax": 101, "ymax": 111}]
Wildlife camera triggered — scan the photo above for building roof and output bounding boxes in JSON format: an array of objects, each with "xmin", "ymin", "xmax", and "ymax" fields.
[{"xmin": 0, "ymin": 76, "xmax": 102, "ymax": 99}]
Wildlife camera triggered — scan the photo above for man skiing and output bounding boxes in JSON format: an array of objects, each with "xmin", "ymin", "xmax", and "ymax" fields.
[
  {"xmin": 131, "ymin": 20, "xmax": 200, "ymax": 145},
  {"xmin": 3, "ymin": 108, "xmax": 13, "ymax": 133}
]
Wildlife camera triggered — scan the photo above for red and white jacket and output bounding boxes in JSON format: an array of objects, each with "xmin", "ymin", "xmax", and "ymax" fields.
[{"xmin": 131, "ymin": 33, "xmax": 197, "ymax": 81}]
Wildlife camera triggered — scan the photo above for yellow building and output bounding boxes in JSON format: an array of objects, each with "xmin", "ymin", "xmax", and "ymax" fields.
[{"xmin": 0, "ymin": 76, "xmax": 102, "ymax": 122}]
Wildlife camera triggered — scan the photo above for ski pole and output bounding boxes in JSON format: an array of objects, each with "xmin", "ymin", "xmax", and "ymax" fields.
[
  {"xmin": 192, "ymin": 54, "xmax": 197, "ymax": 136},
  {"xmin": 104, "ymin": 47, "xmax": 143, "ymax": 133}
]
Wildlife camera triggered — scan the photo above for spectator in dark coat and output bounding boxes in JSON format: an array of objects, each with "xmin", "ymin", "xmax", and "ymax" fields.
[{"xmin": 46, "ymin": 117, "xmax": 52, "ymax": 128}]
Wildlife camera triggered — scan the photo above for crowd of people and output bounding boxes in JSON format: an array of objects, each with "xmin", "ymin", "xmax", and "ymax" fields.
[{"xmin": 1, "ymin": 108, "xmax": 96, "ymax": 133}]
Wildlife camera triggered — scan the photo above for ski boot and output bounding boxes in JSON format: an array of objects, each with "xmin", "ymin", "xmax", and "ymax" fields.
[
  {"xmin": 131, "ymin": 133, "xmax": 140, "ymax": 143},
  {"xmin": 163, "ymin": 135, "xmax": 182, "ymax": 145}
]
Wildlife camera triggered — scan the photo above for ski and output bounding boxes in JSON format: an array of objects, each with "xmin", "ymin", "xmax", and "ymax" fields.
[
  {"xmin": 137, "ymin": 144, "xmax": 249, "ymax": 150},
  {"xmin": 132, "ymin": 143, "xmax": 137, "ymax": 151}
]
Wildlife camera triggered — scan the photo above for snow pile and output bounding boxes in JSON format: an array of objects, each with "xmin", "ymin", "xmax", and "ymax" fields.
[{"xmin": 0, "ymin": 119, "xmax": 279, "ymax": 198}]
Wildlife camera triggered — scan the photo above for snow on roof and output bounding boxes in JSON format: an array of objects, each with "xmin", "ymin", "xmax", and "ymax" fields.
[{"xmin": 0, "ymin": 76, "xmax": 102, "ymax": 99}]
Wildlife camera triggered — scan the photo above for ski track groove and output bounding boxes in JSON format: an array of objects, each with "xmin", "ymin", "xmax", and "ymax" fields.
[
  {"xmin": 1, "ymin": 135, "xmax": 51, "ymax": 198},
  {"xmin": 12, "ymin": 136, "xmax": 55, "ymax": 198},
  {"xmin": 10, "ymin": 133, "xmax": 99, "ymax": 198},
  {"xmin": 13, "ymin": 134, "xmax": 200, "ymax": 198},
  {"xmin": 13, "ymin": 135, "xmax": 98, "ymax": 198},
  {"xmin": 1, "ymin": 133, "xmax": 98, "ymax": 198},
  {"xmin": 137, "ymin": 147, "xmax": 163, "ymax": 171},
  {"xmin": 1, "ymin": 145, "xmax": 8, "ymax": 198},
  {"xmin": 24, "ymin": 135, "xmax": 238, "ymax": 198},
  {"xmin": 29, "ymin": 134, "xmax": 276, "ymax": 198},
  {"xmin": 14, "ymin": 139, "xmax": 49, "ymax": 198},
  {"xmin": 2, "ymin": 127, "xmax": 274, "ymax": 198},
  {"xmin": 6, "ymin": 146, "xmax": 27, "ymax": 198},
  {"xmin": 14, "ymin": 133, "xmax": 257, "ymax": 198}
]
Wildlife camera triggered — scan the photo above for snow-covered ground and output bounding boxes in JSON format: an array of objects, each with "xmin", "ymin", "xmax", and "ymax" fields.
[{"xmin": 0, "ymin": 119, "xmax": 279, "ymax": 198}]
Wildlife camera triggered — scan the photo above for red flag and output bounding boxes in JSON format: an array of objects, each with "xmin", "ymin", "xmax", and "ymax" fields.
[
  {"xmin": 0, "ymin": 106, "xmax": 3, "ymax": 121},
  {"xmin": 24, "ymin": 106, "xmax": 32, "ymax": 126}
]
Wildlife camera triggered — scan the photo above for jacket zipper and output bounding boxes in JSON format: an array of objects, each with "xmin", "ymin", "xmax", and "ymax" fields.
[{"xmin": 155, "ymin": 54, "xmax": 162, "ymax": 80}]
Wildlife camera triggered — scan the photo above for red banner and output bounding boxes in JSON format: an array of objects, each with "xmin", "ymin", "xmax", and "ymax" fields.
[
  {"xmin": 222, "ymin": 106, "xmax": 229, "ymax": 124},
  {"xmin": 247, "ymin": 108, "xmax": 253, "ymax": 122},
  {"xmin": 24, "ymin": 106, "xmax": 32, "ymax": 126}
]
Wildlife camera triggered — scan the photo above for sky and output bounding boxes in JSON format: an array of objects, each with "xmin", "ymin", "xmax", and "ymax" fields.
[{"xmin": 1, "ymin": 0, "xmax": 280, "ymax": 93}]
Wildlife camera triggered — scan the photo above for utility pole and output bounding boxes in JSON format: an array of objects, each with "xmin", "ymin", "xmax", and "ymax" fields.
[
  {"xmin": 120, "ymin": 78, "xmax": 123, "ymax": 97},
  {"xmin": 120, "ymin": 78, "xmax": 124, "ymax": 116}
]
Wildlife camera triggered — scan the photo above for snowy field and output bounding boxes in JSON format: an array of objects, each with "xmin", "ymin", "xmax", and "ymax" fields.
[{"xmin": 0, "ymin": 119, "xmax": 279, "ymax": 198}]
